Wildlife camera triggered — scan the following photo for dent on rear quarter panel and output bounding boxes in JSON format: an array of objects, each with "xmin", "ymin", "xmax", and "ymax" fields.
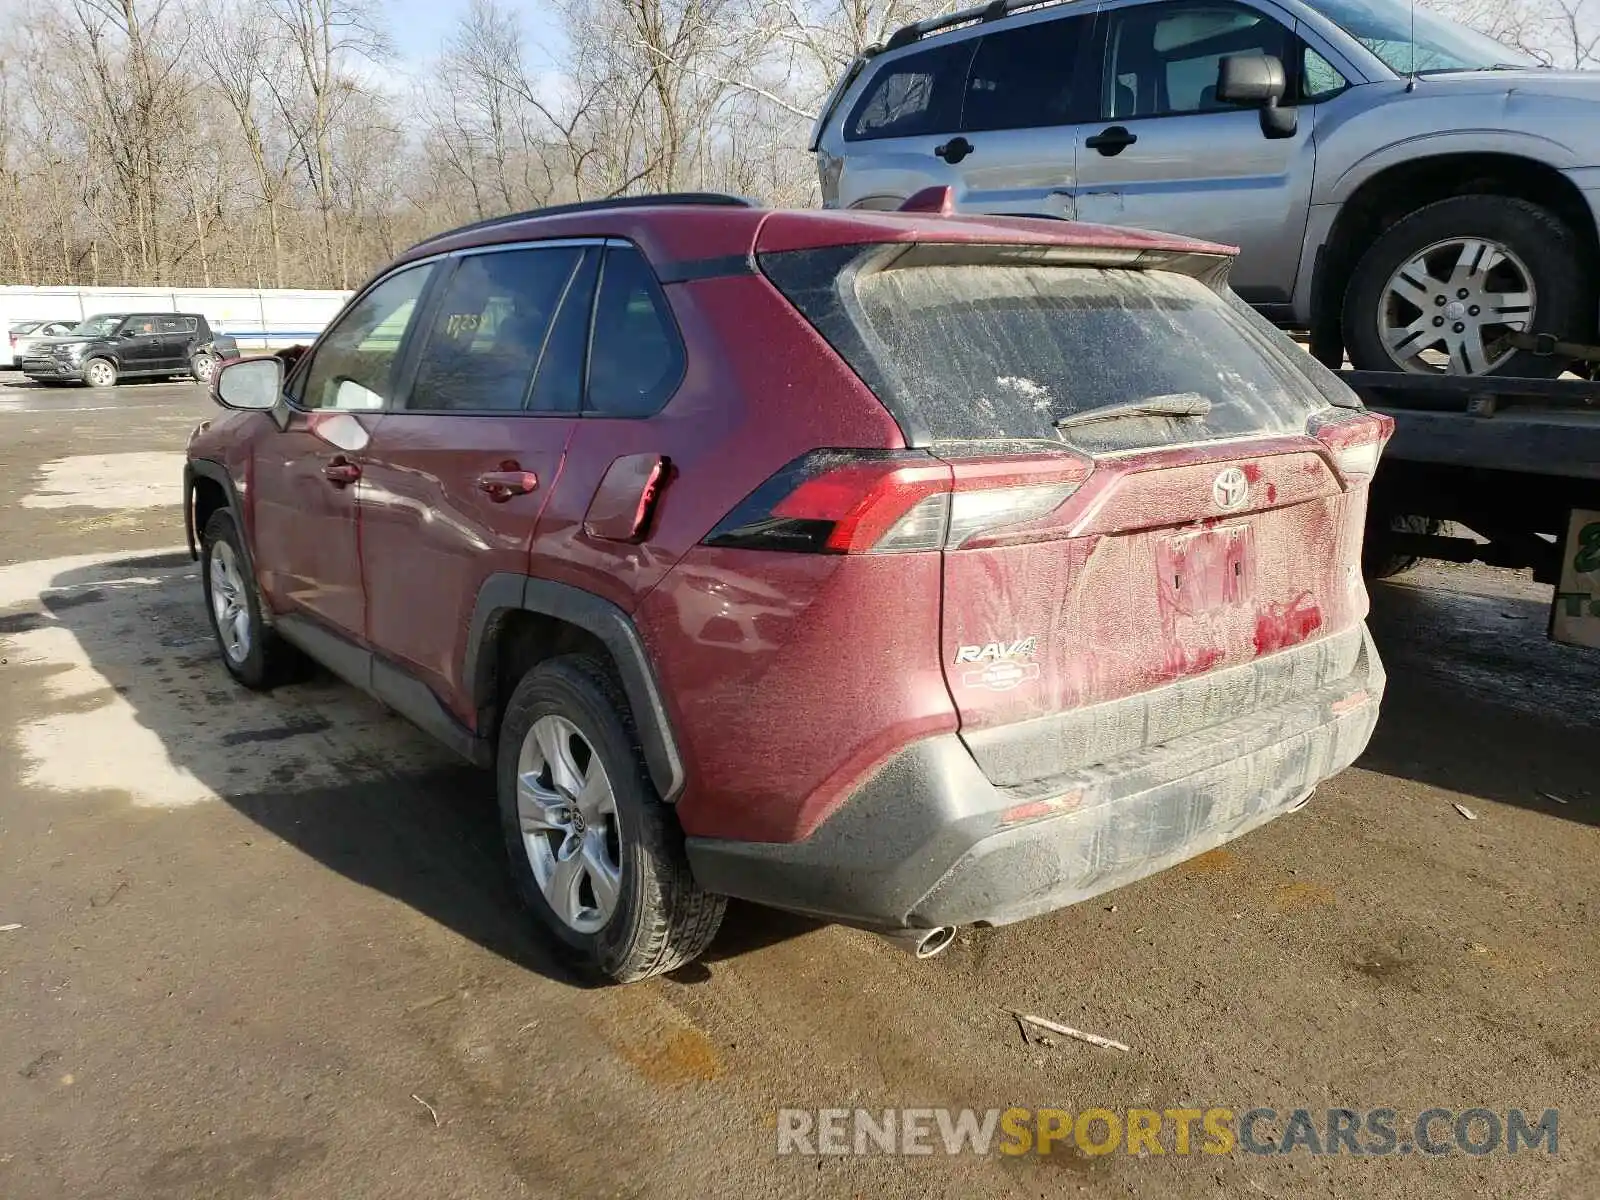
[{"xmin": 634, "ymin": 549, "xmax": 956, "ymax": 844}]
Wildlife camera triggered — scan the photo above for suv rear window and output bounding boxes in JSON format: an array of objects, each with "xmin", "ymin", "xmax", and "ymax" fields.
[
  {"xmin": 763, "ymin": 246, "xmax": 1353, "ymax": 453},
  {"xmin": 846, "ymin": 40, "xmax": 976, "ymax": 141}
]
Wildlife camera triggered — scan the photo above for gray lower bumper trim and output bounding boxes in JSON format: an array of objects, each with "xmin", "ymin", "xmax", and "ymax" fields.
[{"xmin": 686, "ymin": 625, "xmax": 1384, "ymax": 930}]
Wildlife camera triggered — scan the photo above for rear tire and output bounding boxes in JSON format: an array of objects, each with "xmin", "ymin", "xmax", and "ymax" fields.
[
  {"xmin": 496, "ymin": 655, "xmax": 725, "ymax": 983},
  {"xmin": 1343, "ymin": 195, "xmax": 1591, "ymax": 378},
  {"xmin": 191, "ymin": 352, "xmax": 217, "ymax": 384},
  {"xmin": 200, "ymin": 509, "xmax": 299, "ymax": 689},
  {"xmin": 1364, "ymin": 512, "xmax": 1441, "ymax": 580}
]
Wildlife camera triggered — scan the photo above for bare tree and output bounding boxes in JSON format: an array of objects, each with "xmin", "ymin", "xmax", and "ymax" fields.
[{"xmin": 264, "ymin": 0, "xmax": 390, "ymax": 285}]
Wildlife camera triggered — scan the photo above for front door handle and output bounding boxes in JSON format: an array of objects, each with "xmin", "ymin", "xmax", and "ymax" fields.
[
  {"xmin": 934, "ymin": 136, "xmax": 974, "ymax": 164},
  {"xmin": 477, "ymin": 466, "xmax": 539, "ymax": 502},
  {"xmin": 323, "ymin": 458, "xmax": 361, "ymax": 486},
  {"xmin": 1086, "ymin": 125, "xmax": 1138, "ymax": 156}
]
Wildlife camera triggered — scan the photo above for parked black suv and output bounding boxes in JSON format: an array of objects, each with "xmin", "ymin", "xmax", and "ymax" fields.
[{"xmin": 20, "ymin": 312, "xmax": 239, "ymax": 387}]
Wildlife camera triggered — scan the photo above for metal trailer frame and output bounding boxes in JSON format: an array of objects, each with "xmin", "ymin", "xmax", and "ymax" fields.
[{"xmin": 1343, "ymin": 365, "xmax": 1600, "ymax": 645}]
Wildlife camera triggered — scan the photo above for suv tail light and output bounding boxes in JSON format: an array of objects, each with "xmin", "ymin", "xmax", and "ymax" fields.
[
  {"xmin": 703, "ymin": 449, "xmax": 1093, "ymax": 554},
  {"xmin": 1311, "ymin": 410, "xmax": 1394, "ymax": 483}
]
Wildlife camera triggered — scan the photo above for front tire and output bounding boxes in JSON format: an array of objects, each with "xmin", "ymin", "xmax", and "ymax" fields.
[
  {"xmin": 497, "ymin": 656, "xmax": 725, "ymax": 983},
  {"xmin": 200, "ymin": 509, "xmax": 297, "ymax": 689},
  {"xmin": 1343, "ymin": 195, "xmax": 1591, "ymax": 378},
  {"xmin": 82, "ymin": 357, "xmax": 118, "ymax": 388}
]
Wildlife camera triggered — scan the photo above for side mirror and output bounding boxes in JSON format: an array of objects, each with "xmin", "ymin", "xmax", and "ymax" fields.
[
  {"xmin": 1217, "ymin": 53, "xmax": 1285, "ymax": 103},
  {"xmin": 1216, "ymin": 53, "xmax": 1297, "ymax": 139},
  {"xmin": 214, "ymin": 356, "xmax": 283, "ymax": 411}
]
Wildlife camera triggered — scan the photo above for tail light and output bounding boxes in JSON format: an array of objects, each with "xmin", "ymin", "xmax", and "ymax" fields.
[
  {"xmin": 703, "ymin": 449, "xmax": 1093, "ymax": 554},
  {"xmin": 1311, "ymin": 410, "xmax": 1394, "ymax": 483}
]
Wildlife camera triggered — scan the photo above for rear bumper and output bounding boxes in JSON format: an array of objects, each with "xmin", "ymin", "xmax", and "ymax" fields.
[{"xmin": 686, "ymin": 624, "xmax": 1385, "ymax": 930}]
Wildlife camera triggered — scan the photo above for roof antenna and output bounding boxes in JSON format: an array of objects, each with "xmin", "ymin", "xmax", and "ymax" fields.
[{"xmin": 1405, "ymin": 0, "xmax": 1418, "ymax": 91}]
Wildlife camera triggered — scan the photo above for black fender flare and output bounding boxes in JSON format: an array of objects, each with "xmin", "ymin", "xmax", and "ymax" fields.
[
  {"xmin": 184, "ymin": 460, "xmax": 259, "ymax": 588},
  {"xmin": 464, "ymin": 573, "xmax": 685, "ymax": 803}
]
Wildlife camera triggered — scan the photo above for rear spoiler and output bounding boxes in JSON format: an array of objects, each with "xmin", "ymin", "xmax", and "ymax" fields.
[{"xmin": 808, "ymin": 47, "xmax": 880, "ymax": 152}]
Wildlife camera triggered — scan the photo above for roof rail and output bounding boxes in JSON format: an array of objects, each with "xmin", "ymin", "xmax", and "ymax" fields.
[
  {"xmin": 884, "ymin": 0, "xmax": 1084, "ymax": 50},
  {"xmin": 411, "ymin": 192, "xmax": 758, "ymax": 250}
]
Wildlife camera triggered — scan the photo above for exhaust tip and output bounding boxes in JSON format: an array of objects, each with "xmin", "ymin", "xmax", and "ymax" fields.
[
  {"xmin": 914, "ymin": 925, "xmax": 958, "ymax": 958},
  {"xmin": 1285, "ymin": 787, "xmax": 1317, "ymax": 814},
  {"xmin": 875, "ymin": 925, "xmax": 959, "ymax": 958}
]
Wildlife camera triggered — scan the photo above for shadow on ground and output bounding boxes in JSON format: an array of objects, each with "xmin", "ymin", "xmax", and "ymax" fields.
[
  {"xmin": 3, "ymin": 552, "xmax": 809, "ymax": 987},
  {"xmin": 1360, "ymin": 569, "xmax": 1599, "ymax": 826}
]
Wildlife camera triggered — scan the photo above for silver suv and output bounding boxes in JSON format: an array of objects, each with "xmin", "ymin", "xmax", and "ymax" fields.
[{"xmin": 812, "ymin": 0, "xmax": 1600, "ymax": 377}]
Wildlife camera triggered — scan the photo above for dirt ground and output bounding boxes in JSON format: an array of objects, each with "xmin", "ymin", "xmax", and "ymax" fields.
[{"xmin": 0, "ymin": 377, "xmax": 1595, "ymax": 1200}]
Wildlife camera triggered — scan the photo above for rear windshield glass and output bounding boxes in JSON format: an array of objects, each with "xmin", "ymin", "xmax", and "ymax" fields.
[{"xmin": 763, "ymin": 248, "xmax": 1353, "ymax": 453}]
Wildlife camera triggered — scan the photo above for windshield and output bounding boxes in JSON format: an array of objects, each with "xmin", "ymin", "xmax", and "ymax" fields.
[
  {"xmin": 70, "ymin": 314, "xmax": 127, "ymax": 337},
  {"xmin": 1316, "ymin": 0, "xmax": 1537, "ymax": 73}
]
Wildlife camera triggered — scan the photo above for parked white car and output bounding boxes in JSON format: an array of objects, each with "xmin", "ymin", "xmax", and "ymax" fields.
[{"xmin": 6, "ymin": 319, "xmax": 77, "ymax": 368}]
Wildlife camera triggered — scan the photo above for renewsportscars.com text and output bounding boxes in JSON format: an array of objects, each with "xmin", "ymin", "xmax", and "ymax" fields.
[{"xmin": 776, "ymin": 1106, "xmax": 1558, "ymax": 1158}]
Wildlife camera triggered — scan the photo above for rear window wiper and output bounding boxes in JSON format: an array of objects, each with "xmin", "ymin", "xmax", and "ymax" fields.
[{"xmin": 1054, "ymin": 392, "xmax": 1213, "ymax": 431}]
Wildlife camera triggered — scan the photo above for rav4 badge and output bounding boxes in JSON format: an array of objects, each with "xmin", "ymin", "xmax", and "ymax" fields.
[{"xmin": 955, "ymin": 638, "xmax": 1041, "ymax": 692}]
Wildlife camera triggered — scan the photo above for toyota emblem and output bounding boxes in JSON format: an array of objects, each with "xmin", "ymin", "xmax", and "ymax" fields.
[{"xmin": 1213, "ymin": 467, "xmax": 1249, "ymax": 510}]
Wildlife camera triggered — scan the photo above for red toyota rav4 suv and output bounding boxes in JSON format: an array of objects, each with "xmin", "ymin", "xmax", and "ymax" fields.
[{"xmin": 185, "ymin": 193, "xmax": 1389, "ymax": 982}]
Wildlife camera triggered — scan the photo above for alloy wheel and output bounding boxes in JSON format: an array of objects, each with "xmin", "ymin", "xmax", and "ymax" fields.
[
  {"xmin": 208, "ymin": 540, "xmax": 252, "ymax": 663},
  {"xmin": 1377, "ymin": 238, "xmax": 1535, "ymax": 375},
  {"xmin": 84, "ymin": 359, "xmax": 116, "ymax": 387},
  {"xmin": 516, "ymin": 714, "xmax": 624, "ymax": 934}
]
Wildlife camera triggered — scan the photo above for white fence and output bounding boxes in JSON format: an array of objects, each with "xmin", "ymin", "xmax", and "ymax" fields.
[{"xmin": 1, "ymin": 285, "xmax": 351, "ymax": 350}]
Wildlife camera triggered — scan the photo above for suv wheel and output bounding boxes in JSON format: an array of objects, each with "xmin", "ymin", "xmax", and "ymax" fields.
[
  {"xmin": 1343, "ymin": 195, "xmax": 1590, "ymax": 378},
  {"xmin": 191, "ymin": 352, "xmax": 217, "ymax": 384},
  {"xmin": 82, "ymin": 358, "xmax": 118, "ymax": 388},
  {"xmin": 1363, "ymin": 512, "xmax": 1441, "ymax": 580},
  {"xmin": 201, "ymin": 509, "xmax": 297, "ymax": 689},
  {"xmin": 497, "ymin": 655, "xmax": 725, "ymax": 983}
]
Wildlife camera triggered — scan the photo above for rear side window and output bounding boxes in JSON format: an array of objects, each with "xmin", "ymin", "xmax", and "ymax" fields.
[
  {"xmin": 529, "ymin": 251, "xmax": 599, "ymax": 414},
  {"xmin": 963, "ymin": 17, "xmax": 1090, "ymax": 131},
  {"xmin": 846, "ymin": 40, "xmax": 977, "ymax": 141},
  {"xmin": 158, "ymin": 316, "xmax": 197, "ymax": 334},
  {"xmin": 763, "ymin": 247, "xmax": 1350, "ymax": 453},
  {"xmin": 407, "ymin": 247, "xmax": 583, "ymax": 412},
  {"xmin": 585, "ymin": 246, "xmax": 684, "ymax": 418}
]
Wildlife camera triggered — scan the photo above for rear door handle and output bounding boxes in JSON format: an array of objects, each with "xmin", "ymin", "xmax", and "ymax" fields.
[
  {"xmin": 934, "ymin": 136, "xmax": 974, "ymax": 164},
  {"xmin": 323, "ymin": 458, "xmax": 361, "ymax": 486},
  {"xmin": 477, "ymin": 466, "xmax": 539, "ymax": 502},
  {"xmin": 1085, "ymin": 125, "xmax": 1138, "ymax": 156}
]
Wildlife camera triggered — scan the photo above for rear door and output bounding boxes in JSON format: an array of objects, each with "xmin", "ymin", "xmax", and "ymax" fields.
[
  {"xmin": 522, "ymin": 242, "xmax": 699, "ymax": 613},
  {"xmin": 157, "ymin": 315, "xmax": 197, "ymax": 369},
  {"xmin": 356, "ymin": 242, "xmax": 594, "ymax": 727},
  {"xmin": 1072, "ymin": 0, "xmax": 1313, "ymax": 303},
  {"xmin": 943, "ymin": 13, "xmax": 1097, "ymax": 218}
]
